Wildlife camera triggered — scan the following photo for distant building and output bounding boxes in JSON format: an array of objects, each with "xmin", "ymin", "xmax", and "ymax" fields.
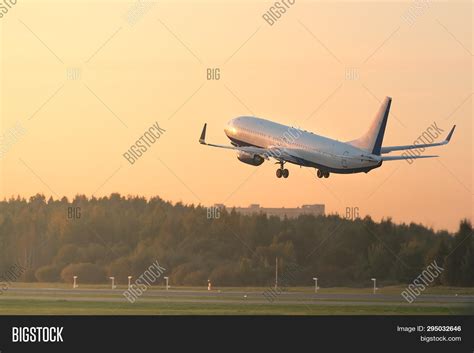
[{"xmin": 214, "ymin": 204, "xmax": 325, "ymax": 219}]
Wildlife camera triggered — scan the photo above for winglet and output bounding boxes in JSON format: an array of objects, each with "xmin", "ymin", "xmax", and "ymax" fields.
[
  {"xmin": 199, "ymin": 123, "xmax": 207, "ymax": 144},
  {"xmin": 445, "ymin": 125, "xmax": 456, "ymax": 142}
]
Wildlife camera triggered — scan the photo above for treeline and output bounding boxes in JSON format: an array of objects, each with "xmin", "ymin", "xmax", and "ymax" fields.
[{"xmin": 0, "ymin": 194, "xmax": 472, "ymax": 287}]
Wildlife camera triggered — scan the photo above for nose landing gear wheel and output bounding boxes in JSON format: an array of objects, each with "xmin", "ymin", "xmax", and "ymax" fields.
[
  {"xmin": 282, "ymin": 169, "xmax": 289, "ymax": 178},
  {"xmin": 323, "ymin": 171, "xmax": 330, "ymax": 178},
  {"xmin": 276, "ymin": 169, "xmax": 282, "ymax": 178}
]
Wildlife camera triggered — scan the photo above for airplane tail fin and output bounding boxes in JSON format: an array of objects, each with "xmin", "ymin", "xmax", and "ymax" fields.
[{"xmin": 348, "ymin": 97, "xmax": 391, "ymax": 156}]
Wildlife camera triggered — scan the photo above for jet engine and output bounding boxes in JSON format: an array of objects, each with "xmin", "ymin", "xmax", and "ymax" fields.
[{"xmin": 237, "ymin": 151, "xmax": 264, "ymax": 166}]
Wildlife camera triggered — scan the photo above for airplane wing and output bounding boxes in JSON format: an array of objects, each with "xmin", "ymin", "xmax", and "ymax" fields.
[
  {"xmin": 199, "ymin": 123, "xmax": 305, "ymax": 162},
  {"xmin": 380, "ymin": 125, "xmax": 455, "ymax": 154}
]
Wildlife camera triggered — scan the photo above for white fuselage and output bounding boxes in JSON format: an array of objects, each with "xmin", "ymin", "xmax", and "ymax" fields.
[{"xmin": 224, "ymin": 116, "xmax": 382, "ymax": 174}]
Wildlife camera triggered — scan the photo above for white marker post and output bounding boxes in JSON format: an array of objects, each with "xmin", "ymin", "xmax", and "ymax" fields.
[
  {"xmin": 312, "ymin": 277, "xmax": 319, "ymax": 293},
  {"xmin": 371, "ymin": 278, "xmax": 378, "ymax": 294},
  {"xmin": 128, "ymin": 276, "xmax": 132, "ymax": 290},
  {"xmin": 73, "ymin": 276, "xmax": 78, "ymax": 289},
  {"xmin": 109, "ymin": 276, "xmax": 116, "ymax": 289},
  {"xmin": 164, "ymin": 276, "xmax": 169, "ymax": 291}
]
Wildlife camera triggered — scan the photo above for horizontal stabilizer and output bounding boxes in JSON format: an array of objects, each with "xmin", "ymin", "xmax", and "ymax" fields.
[
  {"xmin": 381, "ymin": 125, "xmax": 455, "ymax": 154},
  {"xmin": 382, "ymin": 155, "xmax": 438, "ymax": 161}
]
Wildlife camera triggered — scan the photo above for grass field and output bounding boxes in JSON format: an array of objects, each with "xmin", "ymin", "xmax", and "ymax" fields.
[{"xmin": 0, "ymin": 299, "xmax": 468, "ymax": 315}]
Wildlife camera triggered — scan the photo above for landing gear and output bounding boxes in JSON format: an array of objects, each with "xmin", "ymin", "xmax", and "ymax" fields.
[
  {"xmin": 316, "ymin": 170, "xmax": 330, "ymax": 178},
  {"xmin": 276, "ymin": 162, "xmax": 289, "ymax": 179}
]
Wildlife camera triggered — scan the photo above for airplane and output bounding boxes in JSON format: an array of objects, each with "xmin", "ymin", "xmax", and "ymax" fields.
[{"xmin": 199, "ymin": 97, "xmax": 455, "ymax": 179}]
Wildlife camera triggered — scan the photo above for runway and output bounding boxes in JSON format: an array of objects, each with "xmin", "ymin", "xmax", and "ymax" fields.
[{"xmin": 3, "ymin": 287, "xmax": 474, "ymax": 307}]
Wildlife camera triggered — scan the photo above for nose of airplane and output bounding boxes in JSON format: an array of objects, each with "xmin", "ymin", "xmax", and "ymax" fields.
[{"xmin": 224, "ymin": 118, "xmax": 237, "ymax": 136}]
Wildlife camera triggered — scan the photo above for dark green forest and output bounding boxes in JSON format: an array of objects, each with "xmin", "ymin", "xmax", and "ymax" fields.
[{"xmin": 0, "ymin": 193, "xmax": 472, "ymax": 287}]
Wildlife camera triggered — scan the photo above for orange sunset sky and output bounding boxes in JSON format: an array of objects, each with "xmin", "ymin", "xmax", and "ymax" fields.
[{"xmin": 1, "ymin": 0, "xmax": 472, "ymax": 232}]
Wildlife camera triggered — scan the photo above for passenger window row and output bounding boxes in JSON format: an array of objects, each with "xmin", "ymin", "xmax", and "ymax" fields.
[{"xmin": 236, "ymin": 125, "xmax": 309, "ymax": 150}]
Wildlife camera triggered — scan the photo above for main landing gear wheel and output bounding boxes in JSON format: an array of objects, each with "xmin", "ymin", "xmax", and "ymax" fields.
[
  {"xmin": 276, "ymin": 168, "xmax": 289, "ymax": 178},
  {"xmin": 317, "ymin": 170, "xmax": 330, "ymax": 178},
  {"xmin": 276, "ymin": 162, "xmax": 289, "ymax": 179}
]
